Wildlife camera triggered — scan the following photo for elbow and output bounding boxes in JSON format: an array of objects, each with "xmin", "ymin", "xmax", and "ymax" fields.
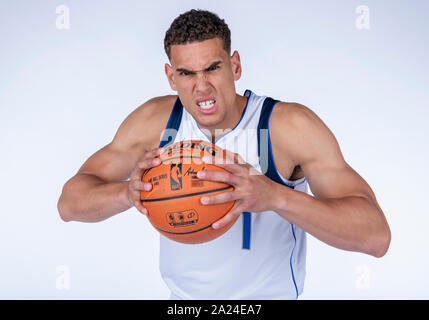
[
  {"xmin": 57, "ymin": 195, "xmax": 72, "ymax": 222},
  {"xmin": 369, "ymin": 227, "xmax": 391, "ymax": 258}
]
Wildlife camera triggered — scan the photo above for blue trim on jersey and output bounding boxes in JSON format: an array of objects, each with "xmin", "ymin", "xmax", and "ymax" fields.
[
  {"xmin": 159, "ymin": 97, "xmax": 183, "ymax": 148},
  {"xmin": 242, "ymin": 212, "xmax": 251, "ymax": 250},
  {"xmin": 257, "ymin": 95, "xmax": 299, "ymax": 298},
  {"xmin": 257, "ymin": 97, "xmax": 294, "ymax": 188},
  {"xmin": 290, "ymin": 221, "xmax": 299, "ymax": 298},
  {"xmin": 214, "ymin": 91, "xmax": 251, "ymax": 143}
]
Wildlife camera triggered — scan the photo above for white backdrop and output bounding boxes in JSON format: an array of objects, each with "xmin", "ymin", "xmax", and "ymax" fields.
[{"xmin": 1, "ymin": 0, "xmax": 428, "ymax": 299}]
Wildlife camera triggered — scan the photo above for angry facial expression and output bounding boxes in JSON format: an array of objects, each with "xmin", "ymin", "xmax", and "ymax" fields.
[{"xmin": 165, "ymin": 37, "xmax": 242, "ymax": 131}]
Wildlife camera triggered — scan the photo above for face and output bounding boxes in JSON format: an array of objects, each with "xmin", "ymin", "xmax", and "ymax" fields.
[{"xmin": 165, "ymin": 38, "xmax": 242, "ymax": 131}]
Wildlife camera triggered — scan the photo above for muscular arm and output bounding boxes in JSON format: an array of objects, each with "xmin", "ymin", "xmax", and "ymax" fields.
[
  {"xmin": 57, "ymin": 143, "xmax": 136, "ymax": 222},
  {"xmin": 270, "ymin": 103, "xmax": 391, "ymax": 257},
  {"xmin": 57, "ymin": 96, "xmax": 173, "ymax": 222}
]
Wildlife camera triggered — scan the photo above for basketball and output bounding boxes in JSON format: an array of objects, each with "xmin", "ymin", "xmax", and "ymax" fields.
[{"xmin": 140, "ymin": 140, "xmax": 237, "ymax": 244}]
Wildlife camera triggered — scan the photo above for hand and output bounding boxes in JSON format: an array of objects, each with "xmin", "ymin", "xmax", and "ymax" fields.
[
  {"xmin": 126, "ymin": 147, "xmax": 163, "ymax": 216},
  {"xmin": 196, "ymin": 151, "xmax": 281, "ymax": 229}
]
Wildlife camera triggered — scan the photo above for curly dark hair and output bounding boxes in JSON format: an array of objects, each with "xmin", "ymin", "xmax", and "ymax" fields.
[{"xmin": 164, "ymin": 9, "xmax": 231, "ymax": 61}]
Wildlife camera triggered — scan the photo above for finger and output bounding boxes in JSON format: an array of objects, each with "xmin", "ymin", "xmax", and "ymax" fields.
[
  {"xmin": 212, "ymin": 202, "xmax": 244, "ymax": 229},
  {"xmin": 200, "ymin": 191, "xmax": 239, "ymax": 205},
  {"xmin": 131, "ymin": 157, "xmax": 161, "ymax": 181},
  {"xmin": 131, "ymin": 179, "xmax": 152, "ymax": 191},
  {"xmin": 142, "ymin": 147, "xmax": 164, "ymax": 160},
  {"xmin": 131, "ymin": 180, "xmax": 144, "ymax": 191},
  {"xmin": 135, "ymin": 147, "xmax": 164, "ymax": 170},
  {"xmin": 137, "ymin": 156, "xmax": 161, "ymax": 170},
  {"xmin": 134, "ymin": 199, "xmax": 148, "ymax": 216},
  {"xmin": 197, "ymin": 169, "xmax": 241, "ymax": 185}
]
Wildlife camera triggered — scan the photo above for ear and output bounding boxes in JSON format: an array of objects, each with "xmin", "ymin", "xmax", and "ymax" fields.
[
  {"xmin": 230, "ymin": 50, "xmax": 242, "ymax": 81},
  {"xmin": 165, "ymin": 63, "xmax": 177, "ymax": 91}
]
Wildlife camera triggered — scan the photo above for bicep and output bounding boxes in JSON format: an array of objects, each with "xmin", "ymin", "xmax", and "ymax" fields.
[
  {"xmin": 303, "ymin": 157, "xmax": 376, "ymax": 202},
  {"xmin": 77, "ymin": 142, "xmax": 138, "ymax": 182},
  {"xmin": 287, "ymin": 105, "xmax": 377, "ymax": 202}
]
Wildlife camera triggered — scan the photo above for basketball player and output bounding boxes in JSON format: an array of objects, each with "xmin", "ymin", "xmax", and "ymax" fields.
[{"xmin": 57, "ymin": 9, "xmax": 391, "ymax": 299}]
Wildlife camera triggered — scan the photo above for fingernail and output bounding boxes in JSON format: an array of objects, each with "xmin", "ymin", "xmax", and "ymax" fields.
[
  {"xmin": 201, "ymin": 196, "xmax": 208, "ymax": 204},
  {"xmin": 153, "ymin": 158, "xmax": 160, "ymax": 165},
  {"xmin": 197, "ymin": 170, "xmax": 205, "ymax": 178},
  {"xmin": 212, "ymin": 222, "xmax": 219, "ymax": 229},
  {"xmin": 144, "ymin": 183, "xmax": 152, "ymax": 191},
  {"xmin": 157, "ymin": 148, "xmax": 164, "ymax": 154}
]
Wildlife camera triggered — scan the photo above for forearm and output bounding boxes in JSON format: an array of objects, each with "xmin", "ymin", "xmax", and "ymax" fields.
[
  {"xmin": 58, "ymin": 174, "xmax": 131, "ymax": 223},
  {"xmin": 274, "ymin": 186, "xmax": 390, "ymax": 257}
]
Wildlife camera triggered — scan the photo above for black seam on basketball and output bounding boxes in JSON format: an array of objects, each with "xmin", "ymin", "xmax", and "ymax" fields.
[
  {"xmin": 142, "ymin": 167, "xmax": 153, "ymax": 178},
  {"xmin": 141, "ymin": 185, "xmax": 233, "ymax": 203},
  {"xmin": 153, "ymin": 223, "xmax": 213, "ymax": 235},
  {"xmin": 162, "ymin": 156, "xmax": 202, "ymax": 161}
]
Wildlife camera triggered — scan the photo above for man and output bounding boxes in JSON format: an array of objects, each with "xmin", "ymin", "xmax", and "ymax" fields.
[{"xmin": 57, "ymin": 9, "xmax": 391, "ymax": 299}]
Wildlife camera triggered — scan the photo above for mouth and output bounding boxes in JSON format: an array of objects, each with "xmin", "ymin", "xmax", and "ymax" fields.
[{"xmin": 196, "ymin": 99, "xmax": 217, "ymax": 115}]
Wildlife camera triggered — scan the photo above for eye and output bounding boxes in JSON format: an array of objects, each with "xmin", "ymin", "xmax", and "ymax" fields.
[
  {"xmin": 208, "ymin": 65, "xmax": 219, "ymax": 71},
  {"xmin": 179, "ymin": 71, "xmax": 190, "ymax": 76}
]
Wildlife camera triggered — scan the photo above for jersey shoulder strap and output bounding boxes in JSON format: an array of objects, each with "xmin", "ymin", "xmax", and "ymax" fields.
[
  {"xmin": 257, "ymin": 96, "xmax": 293, "ymax": 189},
  {"xmin": 159, "ymin": 97, "xmax": 183, "ymax": 148}
]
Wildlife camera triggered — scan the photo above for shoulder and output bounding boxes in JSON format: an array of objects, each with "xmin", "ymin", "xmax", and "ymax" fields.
[
  {"xmin": 269, "ymin": 101, "xmax": 341, "ymax": 166},
  {"xmin": 111, "ymin": 94, "xmax": 178, "ymax": 152},
  {"xmin": 126, "ymin": 95, "xmax": 177, "ymax": 123},
  {"xmin": 270, "ymin": 101, "xmax": 324, "ymax": 132}
]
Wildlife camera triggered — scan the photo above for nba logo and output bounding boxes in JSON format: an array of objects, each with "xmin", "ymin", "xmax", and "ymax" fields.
[{"xmin": 170, "ymin": 163, "xmax": 183, "ymax": 191}]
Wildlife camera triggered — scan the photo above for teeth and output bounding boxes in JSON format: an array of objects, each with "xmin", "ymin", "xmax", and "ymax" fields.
[{"xmin": 198, "ymin": 100, "xmax": 215, "ymax": 109}]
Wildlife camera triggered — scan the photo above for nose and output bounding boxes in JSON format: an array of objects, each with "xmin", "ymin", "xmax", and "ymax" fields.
[{"xmin": 194, "ymin": 72, "xmax": 211, "ymax": 93}]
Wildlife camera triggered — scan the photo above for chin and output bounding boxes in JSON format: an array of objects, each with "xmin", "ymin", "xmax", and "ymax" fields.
[
  {"xmin": 196, "ymin": 115, "xmax": 220, "ymax": 127},
  {"xmin": 196, "ymin": 113, "xmax": 226, "ymax": 130}
]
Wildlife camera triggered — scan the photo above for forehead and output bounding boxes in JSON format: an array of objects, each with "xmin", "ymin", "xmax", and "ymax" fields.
[{"xmin": 170, "ymin": 38, "xmax": 228, "ymax": 68}]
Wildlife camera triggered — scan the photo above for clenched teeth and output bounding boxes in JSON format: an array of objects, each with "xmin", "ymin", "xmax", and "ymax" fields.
[{"xmin": 198, "ymin": 100, "xmax": 215, "ymax": 109}]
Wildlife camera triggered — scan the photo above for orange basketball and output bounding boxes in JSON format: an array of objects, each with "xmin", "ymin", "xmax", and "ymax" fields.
[{"xmin": 140, "ymin": 140, "xmax": 237, "ymax": 244}]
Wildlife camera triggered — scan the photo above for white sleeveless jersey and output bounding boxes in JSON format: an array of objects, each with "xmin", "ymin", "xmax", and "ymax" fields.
[{"xmin": 158, "ymin": 89, "xmax": 308, "ymax": 300}]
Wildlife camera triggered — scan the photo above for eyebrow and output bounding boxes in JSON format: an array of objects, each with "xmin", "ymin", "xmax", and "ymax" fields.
[{"xmin": 175, "ymin": 61, "xmax": 222, "ymax": 74}]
